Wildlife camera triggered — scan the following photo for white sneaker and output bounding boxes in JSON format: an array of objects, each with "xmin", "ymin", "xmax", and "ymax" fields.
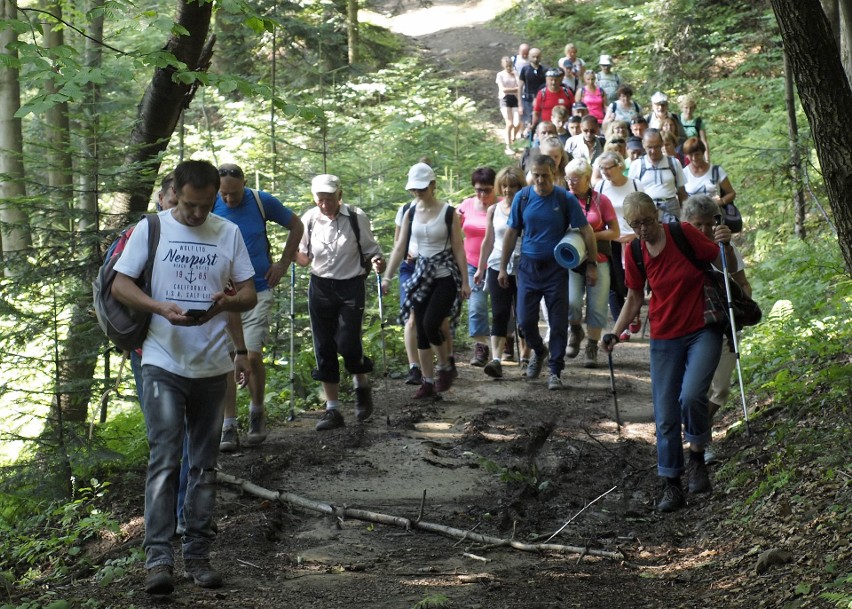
[{"xmin": 547, "ymin": 374, "xmax": 562, "ymax": 390}]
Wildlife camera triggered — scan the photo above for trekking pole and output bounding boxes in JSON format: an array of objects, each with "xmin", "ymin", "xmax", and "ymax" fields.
[
  {"xmin": 376, "ymin": 271, "xmax": 388, "ymax": 381},
  {"xmin": 602, "ymin": 334, "xmax": 622, "ymax": 433},
  {"xmin": 288, "ymin": 264, "xmax": 296, "ymax": 422},
  {"xmin": 716, "ymin": 226, "xmax": 752, "ymax": 437}
]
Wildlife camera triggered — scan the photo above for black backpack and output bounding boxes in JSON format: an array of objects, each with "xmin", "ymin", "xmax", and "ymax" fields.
[{"xmin": 92, "ymin": 214, "xmax": 162, "ymax": 352}]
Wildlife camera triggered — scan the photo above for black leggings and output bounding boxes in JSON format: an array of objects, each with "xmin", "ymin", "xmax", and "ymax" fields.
[
  {"xmin": 412, "ymin": 275, "xmax": 457, "ymax": 349},
  {"xmin": 486, "ymin": 268, "xmax": 516, "ymax": 337}
]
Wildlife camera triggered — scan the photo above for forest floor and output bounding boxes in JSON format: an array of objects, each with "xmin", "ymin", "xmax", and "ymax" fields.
[{"xmin": 54, "ymin": 2, "xmax": 849, "ymax": 608}]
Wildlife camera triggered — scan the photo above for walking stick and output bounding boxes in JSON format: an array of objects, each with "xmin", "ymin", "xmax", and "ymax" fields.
[
  {"xmin": 606, "ymin": 351, "xmax": 623, "ymax": 433},
  {"xmin": 376, "ymin": 271, "xmax": 388, "ymax": 381},
  {"xmin": 716, "ymin": 219, "xmax": 752, "ymax": 436},
  {"xmin": 288, "ymin": 264, "xmax": 296, "ymax": 422}
]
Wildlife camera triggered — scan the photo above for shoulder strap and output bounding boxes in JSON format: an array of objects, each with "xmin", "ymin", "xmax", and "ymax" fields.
[
  {"xmin": 638, "ymin": 156, "xmax": 648, "ymax": 180},
  {"xmin": 249, "ymin": 189, "xmax": 265, "ymax": 220},
  {"xmin": 668, "ymin": 222, "xmax": 706, "ymax": 271},
  {"xmin": 516, "ymin": 186, "xmax": 532, "ymax": 230},
  {"xmin": 597, "ymin": 180, "xmax": 605, "ymax": 195},
  {"xmin": 144, "ymin": 214, "xmax": 161, "ymax": 279},
  {"xmin": 630, "ymin": 238, "xmax": 645, "ymax": 280},
  {"xmin": 444, "ymin": 204, "xmax": 455, "ymax": 248},
  {"xmin": 345, "ymin": 204, "xmax": 367, "ymax": 268},
  {"xmin": 711, "ymin": 165, "xmax": 720, "ymax": 184},
  {"xmin": 695, "ymin": 117, "xmax": 703, "ymax": 132},
  {"xmin": 404, "ymin": 204, "xmax": 417, "ymax": 256},
  {"xmin": 632, "ymin": 179, "xmax": 639, "ymax": 192},
  {"xmin": 668, "ymin": 156, "xmax": 679, "ymax": 188}
]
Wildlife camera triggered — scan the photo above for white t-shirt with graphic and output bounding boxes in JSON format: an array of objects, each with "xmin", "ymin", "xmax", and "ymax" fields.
[
  {"xmin": 114, "ymin": 209, "xmax": 255, "ymax": 378},
  {"xmin": 685, "ymin": 164, "xmax": 727, "ymax": 199}
]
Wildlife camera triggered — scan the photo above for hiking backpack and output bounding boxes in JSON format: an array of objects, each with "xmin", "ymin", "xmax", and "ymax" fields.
[{"xmin": 93, "ymin": 214, "xmax": 162, "ymax": 352}]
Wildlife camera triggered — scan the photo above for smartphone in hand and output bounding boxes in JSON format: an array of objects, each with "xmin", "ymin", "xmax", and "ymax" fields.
[{"xmin": 184, "ymin": 304, "xmax": 213, "ymax": 319}]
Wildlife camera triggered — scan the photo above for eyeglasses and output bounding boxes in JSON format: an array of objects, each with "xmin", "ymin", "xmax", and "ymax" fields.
[
  {"xmin": 566, "ymin": 176, "xmax": 584, "ymax": 183},
  {"xmin": 409, "ymin": 188, "xmax": 428, "ymax": 194},
  {"xmin": 629, "ymin": 218, "xmax": 657, "ymax": 230},
  {"xmin": 608, "ymin": 138, "xmax": 626, "ymax": 145},
  {"xmin": 598, "ymin": 164, "xmax": 618, "ymax": 171},
  {"xmin": 474, "ymin": 187, "xmax": 493, "ymax": 194},
  {"xmin": 218, "ymin": 168, "xmax": 243, "ymax": 178}
]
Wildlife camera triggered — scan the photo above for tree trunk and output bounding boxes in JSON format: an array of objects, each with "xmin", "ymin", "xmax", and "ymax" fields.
[
  {"xmin": 820, "ymin": 0, "xmax": 852, "ymax": 87},
  {"xmin": 783, "ymin": 50, "xmax": 807, "ymax": 239},
  {"xmin": 110, "ymin": 0, "xmax": 216, "ymax": 221},
  {"xmin": 347, "ymin": 0, "xmax": 359, "ymax": 65},
  {"xmin": 76, "ymin": 0, "xmax": 104, "ymax": 233},
  {"xmin": 0, "ymin": 0, "xmax": 33, "ymax": 275},
  {"xmin": 770, "ymin": 0, "xmax": 852, "ymax": 276}
]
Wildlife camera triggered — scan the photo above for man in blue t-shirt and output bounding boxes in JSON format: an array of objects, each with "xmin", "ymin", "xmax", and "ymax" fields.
[
  {"xmin": 213, "ymin": 164, "xmax": 304, "ymax": 449},
  {"xmin": 498, "ymin": 155, "xmax": 598, "ymax": 390}
]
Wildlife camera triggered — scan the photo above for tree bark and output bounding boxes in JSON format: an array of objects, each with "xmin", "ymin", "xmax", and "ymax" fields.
[
  {"xmin": 0, "ymin": 0, "xmax": 33, "ymax": 275},
  {"xmin": 110, "ymin": 0, "xmax": 215, "ymax": 222},
  {"xmin": 770, "ymin": 0, "xmax": 852, "ymax": 275},
  {"xmin": 783, "ymin": 50, "xmax": 807, "ymax": 239},
  {"xmin": 347, "ymin": 0, "xmax": 359, "ymax": 65}
]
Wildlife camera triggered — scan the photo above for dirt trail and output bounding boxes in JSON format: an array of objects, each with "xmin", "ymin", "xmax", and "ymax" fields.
[{"xmin": 65, "ymin": 4, "xmax": 732, "ymax": 609}]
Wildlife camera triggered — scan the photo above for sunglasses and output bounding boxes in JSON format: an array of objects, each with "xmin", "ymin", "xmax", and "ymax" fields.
[
  {"xmin": 475, "ymin": 187, "xmax": 493, "ymax": 194},
  {"xmin": 218, "ymin": 168, "xmax": 243, "ymax": 178}
]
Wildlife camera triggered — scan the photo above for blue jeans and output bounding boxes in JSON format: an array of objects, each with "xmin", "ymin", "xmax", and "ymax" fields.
[
  {"xmin": 650, "ymin": 326, "xmax": 722, "ymax": 478},
  {"xmin": 516, "ymin": 257, "xmax": 569, "ymax": 376},
  {"xmin": 140, "ymin": 365, "xmax": 226, "ymax": 569},
  {"xmin": 467, "ymin": 264, "xmax": 490, "ymax": 338},
  {"xmin": 399, "ymin": 259, "xmax": 415, "ymax": 308},
  {"xmin": 568, "ymin": 260, "xmax": 611, "ymax": 329},
  {"xmin": 522, "ymin": 97, "xmax": 534, "ymax": 128}
]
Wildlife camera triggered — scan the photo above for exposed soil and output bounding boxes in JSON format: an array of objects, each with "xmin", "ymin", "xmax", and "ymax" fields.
[{"xmin": 51, "ymin": 3, "xmax": 848, "ymax": 608}]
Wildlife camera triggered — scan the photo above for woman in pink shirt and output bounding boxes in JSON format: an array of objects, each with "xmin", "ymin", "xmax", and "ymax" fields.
[
  {"xmin": 576, "ymin": 71, "xmax": 607, "ymax": 122},
  {"xmin": 458, "ymin": 167, "xmax": 498, "ymax": 366}
]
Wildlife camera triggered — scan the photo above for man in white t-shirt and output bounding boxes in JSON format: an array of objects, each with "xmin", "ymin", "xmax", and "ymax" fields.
[
  {"xmin": 113, "ymin": 160, "xmax": 257, "ymax": 596},
  {"xmin": 628, "ymin": 129, "xmax": 687, "ymax": 221}
]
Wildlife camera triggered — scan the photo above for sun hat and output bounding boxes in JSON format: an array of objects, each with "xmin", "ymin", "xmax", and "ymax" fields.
[
  {"xmin": 599, "ymin": 54, "xmax": 613, "ymax": 66},
  {"xmin": 651, "ymin": 91, "xmax": 669, "ymax": 105},
  {"xmin": 311, "ymin": 174, "xmax": 341, "ymax": 195},
  {"xmin": 405, "ymin": 163, "xmax": 436, "ymax": 190}
]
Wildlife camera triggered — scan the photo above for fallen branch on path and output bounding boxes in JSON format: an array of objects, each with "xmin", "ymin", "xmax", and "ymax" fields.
[{"xmin": 218, "ymin": 472, "xmax": 623, "ymax": 560}]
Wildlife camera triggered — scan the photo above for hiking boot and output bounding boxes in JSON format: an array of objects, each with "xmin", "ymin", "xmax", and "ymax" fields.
[
  {"xmin": 526, "ymin": 346, "xmax": 548, "ymax": 379},
  {"xmin": 583, "ymin": 340, "xmax": 599, "ymax": 369},
  {"xmin": 354, "ymin": 387, "xmax": 374, "ymax": 422},
  {"xmin": 184, "ymin": 559, "xmax": 222, "ymax": 589},
  {"xmin": 413, "ymin": 381, "xmax": 437, "ymax": 400},
  {"xmin": 687, "ymin": 452, "xmax": 712, "ymax": 494},
  {"xmin": 566, "ymin": 325, "xmax": 585, "ymax": 359},
  {"xmin": 547, "ymin": 374, "xmax": 563, "ymax": 391},
  {"xmin": 145, "ymin": 565, "xmax": 174, "ymax": 595},
  {"xmin": 483, "ymin": 359, "xmax": 503, "ymax": 378},
  {"xmin": 469, "ymin": 342, "xmax": 489, "ymax": 367},
  {"xmin": 657, "ymin": 478, "xmax": 685, "ymax": 513},
  {"xmin": 219, "ymin": 426, "xmax": 239, "ymax": 453},
  {"xmin": 315, "ymin": 409, "xmax": 344, "ymax": 431},
  {"xmin": 435, "ymin": 367, "xmax": 454, "ymax": 393},
  {"xmin": 404, "ymin": 366, "xmax": 423, "ymax": 385},
  {"xmin": 245, "ymin": 411, "xmax": 267, "ymax": 446},
  {"xmin": 502, "ymin": 336, "xmax": 515, "ymax": 362}
]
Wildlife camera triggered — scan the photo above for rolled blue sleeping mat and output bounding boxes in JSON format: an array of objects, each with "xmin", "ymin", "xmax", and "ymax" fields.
[{"xmin": 553, "ymin": 229, "xmax": 587, "ymax": 270}]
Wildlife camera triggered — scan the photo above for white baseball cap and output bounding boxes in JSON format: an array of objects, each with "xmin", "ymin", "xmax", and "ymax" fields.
[
  {"xmin": 651, "ymin": 91, "xmax": 669, "ymax": 105},
  {"xmin": 311, "ymin": 174, "xmax": 341, "ymax": 195},
  {"xmin": 405, "ymin": 163, "xmax": 436, "ymax": 190},
  {"xmin": 599, "ymin": 54, "xmax": 613, "ymax": 66}
]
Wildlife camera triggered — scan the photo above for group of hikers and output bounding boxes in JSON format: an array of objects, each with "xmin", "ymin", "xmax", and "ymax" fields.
[{"xmin": 117, "ymin": 43, "xmax": 753, "ymax": 599}]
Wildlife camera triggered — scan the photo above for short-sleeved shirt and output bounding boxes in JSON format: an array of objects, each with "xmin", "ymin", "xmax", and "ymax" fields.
[
  {"xmin": 213, "ymin": 188, "xmax": 295, "ymax": 293},
  {"xmin": 519, "ymin": 64, "xmax": 547, "ymax": 100},
  {"xmin": 299, "ymin": 205, "xmax": 382, "ymax": 280},
  {"xmin": 507, "ymin": 186, "xmax": 588, "ymax": 261},
  {"xmin": 114, "ymin": 210, "xmax": 255, "ymax": 377},
  {"xmin": 458, "ymin": 197, "xmax": 491, "ymax": 268},
  {"xmin": 496, "ymin": 71, "xmax": 519, "ymax": 99},
  {"xmin": 598, "ymin": 178, "xmax": 644, "ymax": 236},
  {"xmin": 684, "ymin": 164, "xmax": 727, "ymax": 199},
  {"xmin": 575, "ymin": 191, "xmax": 617, "ymax": 263},
  {"xmin": 533, "ymin": 88, "xmax": 575, "ymax": 122},
  {"xmin": 628, "ymin": 155, "xmax": 686, "ymax": 202},
  {"xmin": 624, "ymin": 222, "xmax": 718, "ymax": 340}
]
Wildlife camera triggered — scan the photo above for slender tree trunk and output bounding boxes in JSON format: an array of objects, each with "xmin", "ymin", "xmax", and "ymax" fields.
[
  {"xmin": 0, "ymin": 0, "xmax": 33, "ymax": 275},
  {"xmin": 347, "ymin": 0, "xmax": 359, "ymax": 65},
  {"xmin": 110, "ymin": 0, "xmax": 215, "ymax": 221},
  {"xmin": 77, "ymin": 0, "xmax": 104, "ymax": 233},
  {"xmin": 783, "ymin": 49, "xmax": 807, "ymax": 239},
  {"xmin": 770, "ymin": 0, "xmax": 852, "ymax": 276}
]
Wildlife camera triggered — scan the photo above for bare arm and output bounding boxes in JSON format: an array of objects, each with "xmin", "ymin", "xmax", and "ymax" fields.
[
  {"xmin": 226, "ymin": 313, "xmax": 250, "ymax": 388},
  {"xmin": 718, "ymin": 176, "xmax": 736, "ymax": 206},
  {"xmin": 498, "ymin": 226, "xmax": 519, "ymax": 288},
  {"xmin": 266, "ymin": 214, "xmax": 305, "ymax": 288},
  {"xmin": 381, "ymin": 211, "xmax": 413, "ymax": 293},
  {"xmin": 449, "ymin": 211, "xmax": 471, "ymax": 298},
  {"xmin": 474, "ymin": 205, "xmax": 497, "ymax": 285}
]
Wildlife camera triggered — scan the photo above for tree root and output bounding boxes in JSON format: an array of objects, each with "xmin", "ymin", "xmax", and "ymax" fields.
[{"xmin": 218, "ymin": 472, "xmax": 623, "ymax": 560}]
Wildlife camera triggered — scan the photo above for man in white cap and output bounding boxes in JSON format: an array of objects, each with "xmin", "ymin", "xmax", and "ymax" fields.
[
  {"xmin": 595, "ymin": 55, "xmax": 621, "ymax": 101},
  {"xmin": 214, "ymin": 163, "xmax": 304, "ymax": 451},
  {"xmin": 296, "ymin": 174, "xmax": 385, "ymax": 431}
]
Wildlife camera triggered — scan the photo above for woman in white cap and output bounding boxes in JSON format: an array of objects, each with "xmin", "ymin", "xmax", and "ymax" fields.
[{"xmin": 382, "ymin": 163, "xmax": 471, "ymax": 399}]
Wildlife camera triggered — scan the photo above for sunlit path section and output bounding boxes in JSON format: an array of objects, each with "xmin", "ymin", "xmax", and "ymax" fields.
[{"xmin": 362, "ymin": 0, "xmax": 516, "ymax": 36}]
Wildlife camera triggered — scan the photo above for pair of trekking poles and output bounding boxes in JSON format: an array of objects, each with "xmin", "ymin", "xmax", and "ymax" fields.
[{"xmin": 604, "ymin": 236, "xmax": 752, "ymax": 436}]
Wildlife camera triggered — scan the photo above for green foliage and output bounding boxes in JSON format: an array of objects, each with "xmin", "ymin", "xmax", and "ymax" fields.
[
  {"xmin": 412, "ymin": 594, "xmax": 451, "ymax": 609},
  {"xmin": 821, "ymin": 574, "xmax": 852, "ymax": 608}
]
